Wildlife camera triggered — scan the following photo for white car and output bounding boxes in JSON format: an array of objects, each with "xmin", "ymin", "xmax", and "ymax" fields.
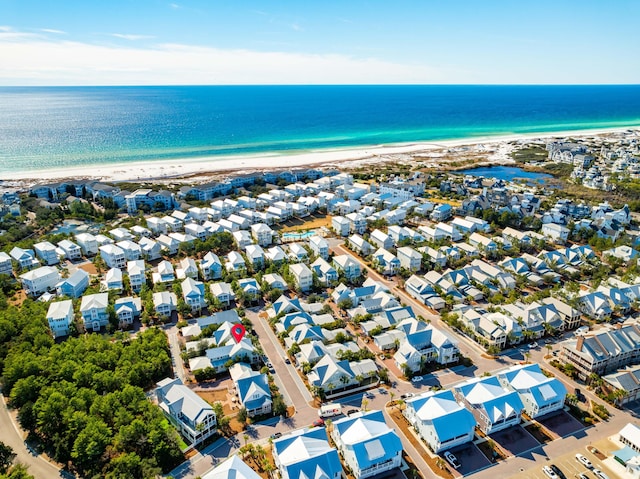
[
  {"xmin": 443, "ymin": 451, "xmax": 460, "ymax": 469},
  {"xmin": 593, "ymin": 470, "xmax": 610, "ymax": 479},
  {"xmin": 575, "ymin": 453, "xmax": 593, "ymax": 469},
  {"xmin": 542, "ymin": 466, "xmax": 559, "ymax": 479},
  {"xmin": 411, "ymin": 375, "xmax": 423, "ymax": 383}
]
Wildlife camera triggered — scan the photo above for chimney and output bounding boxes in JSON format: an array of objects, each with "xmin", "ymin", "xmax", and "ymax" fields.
[{"xmin": 576, "ymin": 335, "xmax": 584, "ymax": 352}]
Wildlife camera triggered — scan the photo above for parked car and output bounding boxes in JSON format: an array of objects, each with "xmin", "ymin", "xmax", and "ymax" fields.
[
  {"xmin": 542, "ymin": 466, "xmax": 559, "ymax": 479},
  {"xmin": 400, "ymin": 392, "xmax": 414, "ymax": 399},
  {"xmin": 550, "ymin": 464, "xmax": 566, "ymax": 479},
  {"xmin": 576, "ymin": 453, "xmax": 593, "ymax": 469},
  {"xmin": 443, "ymin": 451, "xmax": 460, "ymax": 469},
  {"xmin": 284, "ymin": 357, "xmax": 291, "ymax": 364},
  {"xmin": 528, "ymin": 341, "xmax": 539, "ymax": 349},
  {"xmin": 346, "ymin": 409, "xmax": 358, "ymax": 416},
  {"xmin": 593, "ymin": 470, "xmax": 609, "ymax": 479},
  {"xmin": 411, "ymin": 376, "xmax": 423, "ymax": 383},
  {"xmin": 577, "ymin": 474, "xmax": 589, "ymax": 479},
  {"xmin": 378, "ymin": 387, "xmax": 387, "ymax": 394},
  {"xmin": 270, "ymin": 432, "xmax": 282, "ymax": 440},
  {"xmin": 312, "ymin": 418, "xmax": 325, "ymax": 427}
]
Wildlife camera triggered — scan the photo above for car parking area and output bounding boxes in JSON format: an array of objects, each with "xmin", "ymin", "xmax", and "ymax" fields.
[
  {"xmin": 447, "ymin": 443, "xmax": 492, "ymax": 476},
  {"xmin": 490, "ymin": 425, "xmax": 541, "ymax": 456},
  {"xmin": 537, "ymin": 410, "xmax": 585, "ymax": 439}
]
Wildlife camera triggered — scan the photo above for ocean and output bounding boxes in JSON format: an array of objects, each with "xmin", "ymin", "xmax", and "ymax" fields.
[{"xmin": 1, "ymin": 85, "xmax": 639, "ymax": 176}]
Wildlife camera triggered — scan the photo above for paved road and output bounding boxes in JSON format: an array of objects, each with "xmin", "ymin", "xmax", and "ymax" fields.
[
  {"xmin": 0, "ymin": 392, "xmax": 69, "ymax": 479},
  {"xmin": 165, "ymin": 324, "xmax": 187, "ymax": 383}
]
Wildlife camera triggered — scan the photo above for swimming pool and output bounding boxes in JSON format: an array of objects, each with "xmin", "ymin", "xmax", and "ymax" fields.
[{"xmin": 282, "ymin": 231, "xmax": 316, "ymax": 241}]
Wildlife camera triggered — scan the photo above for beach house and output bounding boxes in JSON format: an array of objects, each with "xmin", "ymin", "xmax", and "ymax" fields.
[{"xmin": 46, "ymin": 300, "xmax": 74, "ymax": 338}]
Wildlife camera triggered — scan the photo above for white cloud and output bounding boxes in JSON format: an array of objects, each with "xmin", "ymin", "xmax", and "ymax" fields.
[
  {"xmin": 0, "ymin": 37, "xmax": 444, "ymax": 85},
  {"xmin": 40, "ymin": 28, "xmax": 66, "ymax": 34},
  {"xmin": 111, "ymin": 33, "xmax": 155, "ymax": 41}
]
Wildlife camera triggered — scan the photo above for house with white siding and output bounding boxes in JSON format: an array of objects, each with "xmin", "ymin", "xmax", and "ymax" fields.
[
  {"xmin": 80, "ymin": 292, "xmax": 110, "ymax": 332},
  {"xmin": 46, "ymin": 300, "xmax": 74, "ymax": 338}
]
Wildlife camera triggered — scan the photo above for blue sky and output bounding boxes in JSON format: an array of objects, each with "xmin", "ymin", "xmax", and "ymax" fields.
[{"xmin": 1, "ymin": 0, "xmax": 638, "ymax": 85}]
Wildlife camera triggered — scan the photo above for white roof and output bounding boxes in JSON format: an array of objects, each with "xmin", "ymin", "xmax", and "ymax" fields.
[
  {"xmin": 339, "ymin": 417, "xmax": 390, "ymax": 445},
  {"xmin": 201, "ymin": 455, "xmax": 262, "ymax": 479},
  {"xmin": 277, "ymin": 436, "xmax": 333, "ymax": 465},
  {"xmin": 47, "ymin": 300, "xmax": 73, "ymax": 319},
  {"xmin": 620, "ymin": 423, "xmax": 640, "ymax": 449}
]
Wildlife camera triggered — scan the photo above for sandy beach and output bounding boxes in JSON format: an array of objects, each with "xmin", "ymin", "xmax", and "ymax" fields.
[{"xmin": 3, "ymin": 126, "xmax": 639, "ymax": 186}]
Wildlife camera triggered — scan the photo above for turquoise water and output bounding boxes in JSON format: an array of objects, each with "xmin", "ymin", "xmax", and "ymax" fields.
[
  {"xmin": 458, "ymin": 166, "xmax": 553, "ymax": 183},
  {"xmin": 1, "ymin": 85, "xmax": 639, "ymax": 175},
  {"xmin": 282, "ymin": 231, "xmax": 316, "ymax": 241}
]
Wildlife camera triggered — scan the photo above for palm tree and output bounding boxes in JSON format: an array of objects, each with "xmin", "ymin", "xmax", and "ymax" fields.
[
  {"xmin": 326, "ymin": 382, "xmax": 335, "ymax": 397},
  {"xmin": 389, "ymin": 391, "xmax": 395, "ymax": 407},
  {"xmin": 362, "ymin": 398, "xmax": 369, "ymax": 412}
]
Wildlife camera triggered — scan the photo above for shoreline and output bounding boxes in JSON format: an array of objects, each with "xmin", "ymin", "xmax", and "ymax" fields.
[{"xmin": 2, "ymin": 125, "xmax": 639, "ymax": 186}]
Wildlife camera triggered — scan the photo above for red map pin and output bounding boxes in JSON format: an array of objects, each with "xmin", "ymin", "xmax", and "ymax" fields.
[{"xmin": 231, "ymin": 324, "xmax": 246, "ymax": 343}]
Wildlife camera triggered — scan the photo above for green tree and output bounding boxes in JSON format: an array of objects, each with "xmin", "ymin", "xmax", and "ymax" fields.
[{"xmin": 0, "ymin": 442, "xmax": 16, "ymax": 474}]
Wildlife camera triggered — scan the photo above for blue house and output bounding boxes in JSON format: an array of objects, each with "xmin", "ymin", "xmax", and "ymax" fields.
[
  {"xmin": 236, "ymin": 373, "xmax": 272, "ymax": 417},
  {"xmin": 404, "ymin": 390, "xmax": 476, "ymax": 452},
  {"xmin": 273, "ymin": 427, "xmax": 342, "ymax": 479},
  {"xmin": 331, "ymin": 410, "xmax": 403, "ymax": 479},
  {"xmin": 56, "ymin": 269, "xmax": 89, "ymax": 298}
]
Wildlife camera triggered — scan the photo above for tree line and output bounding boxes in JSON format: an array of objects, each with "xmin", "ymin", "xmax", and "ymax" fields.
[{"xmin": 0, "ymin": 299, "xmax": 184, "ymax": 478}]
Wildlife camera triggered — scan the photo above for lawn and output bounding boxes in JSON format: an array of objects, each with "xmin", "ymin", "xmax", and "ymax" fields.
[
  {"xmin": 160, "ymin": 418, "xmax": 189, "ymax": 451},
  {"xmin": 276, "ymin": 213, "xmax": 332, "ymax": 232}
]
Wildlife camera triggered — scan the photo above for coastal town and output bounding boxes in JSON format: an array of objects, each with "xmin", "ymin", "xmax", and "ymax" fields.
[{"xmin": 4, "ymin": 130, "xmax": 640, "ymax": 479}]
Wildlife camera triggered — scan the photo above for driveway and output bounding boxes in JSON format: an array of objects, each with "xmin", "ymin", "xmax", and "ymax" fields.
[
  {"xmin": 448, "ymin": 443, "xmax": 492, "ymax": 476},
  {"xmin": 537, "ymin": 410, "xmax": 585, "ymax": 439},
  {"xmin": 489, "ymin": 425, "xmax": 540, "ymax": 456}
]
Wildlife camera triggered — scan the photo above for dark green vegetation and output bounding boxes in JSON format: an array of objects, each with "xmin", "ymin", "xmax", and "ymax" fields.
[
  {"xmin": 0, "ymin": 441, "xmax": 33, "ymax": 479},
  {"xmin": 0, "ymin": 299, "xmax": 183, "ymax": 479}
]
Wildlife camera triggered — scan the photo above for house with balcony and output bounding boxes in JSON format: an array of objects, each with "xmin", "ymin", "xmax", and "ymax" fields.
[
  {"xmin": 290, "ymin": 263, "xmax": 313, "ymax": 292},
  {"xmin": 56, "ymin": 269, "xmax": 89, "ymax": 299},
  {"xmin": 396, "ymin": 246, "xmax": 422, "ymax": 272},
  {"xmin": 152, "ymin": 260, "xmax": 175, "ymax": 284},
  {"xmin": 75, "ymin": 233, "xmax": 98, "ymax": 256},
  {"xmin": 310, "ymin": 258, "xmax": 338, "ymax": 286},
  {"xmin": 102, "ymin": 268, "xmax": 123, "ymax": 292},
  {"xmin": 225, "ymin": 251, "xmax": 247, "ymax": 276},
  {"xmin": 308, "ymin": 235, "xmax": 329, "ymax": 260},
  {"xmin": 34, "ymin": 241, "xmax": 59, "ymax": 266},
  {"xmin": 332, "ymin": 254, "xmax": 361, "ymax": 280},
  {"xmin": 332, "ymin": 216, "xmax": 350, "ymax": 237},
  {"xmin": 137, "ymin": 237, "xmax": 161, "ymax": 261},
  {"xmin": 560, "ymin": 324, "xmax": 640, "ymax": 380},
  {"xmin": 57, "ymin": 239, "xmax": 82, "ymax": 261},
  {"xmin": 234, "ymin": 369, "xmax": 272, "ymax": 417},
  {"xmin": 176, "ymin": 257, "xmax": 198, "ymax": 280},
  {"xmin": 20, "ymin": 266, "xmax": 60, "ymax": 297},
  {"xmin": 153, "ymin": 291, "xmax": 178, "ymax": 318},
  {"xmin": 330, "ymin": 410, "xmax": 403, "ymax": 479},
  {"xmin": 156, "ymin": 378, "xmax": 217, "ymax": 446},
  {"xmin": 10, "ymin": 247, "xmax": 40, "ymax": 270},
  {"xmin": 237, "ymin": 278, "xmax": 262, "ymax": 302},
  {"xmin": 245, "ymin": 244, "xmax": 265, "ymax": 270},
  {"xmin": 182, "ymin": 277, "xmax": 206, "ymax": 312},
  {"xmin": 46, "ymin": 300, "xmax": 74, "ymax": 338},
  {"xmin": 114, "ymin": 297, "xmax": 142, "ymax": 327},
  {"xmin": 272, "ymin": 428, "xmax": 342, "ymax": 479},
  {"xmin": 200, "ymin": 252, "xmax": 223, "ymax": 280},
  {"xmin": 100, "ymin": 244, "xmax": 126, "ymax": 269},
  {"xmin": 116, "ymin": 240, "xmax": 142, "ymax": 261},
  {"xmin": 497, "ymin": 363, "xmax": 566, "ymax": 419},
  {"xmin": 80, "ymin": 292, "xmax": 110, "ymax": 332},
  {"xmin": 126, "ymin": 260, "xmax": 146, "ymax": 293},
  {"xmin": 209, "ymin": 282, "xmax": 235, "ymax": 307},
  {"xmin": 404, "ymin": 390, "xmax": 477, "ymax": 453},
  {"xmin": 372, "ymin": 248, "xmax": 400, "ymax": 276},
  {"xmin": 453, "ymin": 375, "xmax": 524, "ymax": 434},
  {"xmin": 348, "ymin": 234, "xmax": 374, "ymax": 256},
  {"xmin": 0, "ymin": 252, "xmax": 12, "ymax": 277},
  {"xmin": 251, "ymin": 223, "xmax": 274, "ymax": 247}
]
